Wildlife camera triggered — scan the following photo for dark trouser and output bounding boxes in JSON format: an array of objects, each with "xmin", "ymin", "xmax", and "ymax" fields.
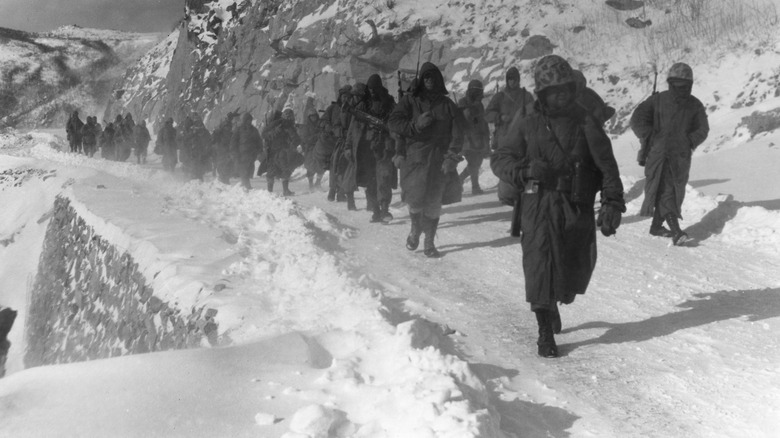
[{"xmin": 459, "ymin": 151, "xmax": 484, "ymax": 190}]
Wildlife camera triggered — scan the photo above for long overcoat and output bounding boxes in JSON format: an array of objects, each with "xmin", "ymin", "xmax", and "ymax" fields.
[
  {"xmin": 630, "ymin": 90, "xmax": 709, "ymax": 218},
  {"xmin": 262, "ymin": 117, "xmax": 301, "ymax": 180},
  {"xmin": 485, "ymin": 86, "xmax": 535, "ymax": 148},
  {"xmin": 491, "ymin": 103, "xmax": 623, "ymax": 306},
  {"xmin": 387, "ymin": 62, "xmax": 463, "ymax": 209},
  {"xmin": 458, "ymin": 94, "xmax": 490, "ymax": 156},
  {"xmin": 343, "ymin": 89, "xmax": 397, "ymax": 191}
]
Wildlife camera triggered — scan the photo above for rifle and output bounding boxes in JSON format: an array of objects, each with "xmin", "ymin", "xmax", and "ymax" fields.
[
  {"xmin": 637, "ymin": 64, "xmax": 658, "ymax": 166},
  {"xmin": 341, "ymin": 103, "xmax": 388, "ymax": 133}
]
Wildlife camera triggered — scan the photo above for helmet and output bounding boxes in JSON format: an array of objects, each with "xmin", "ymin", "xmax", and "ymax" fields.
[
  {"xmin": 533, "ymin": 55, "xmax": 575, "ymax": 94},
  {"xmin": 351, "ymin": 82, "xmax": 367, "ymax": 96},
  {"xmin": 467, "ymin": 79, "xmax": 484, "ymax": 90},
  {"xmin": 668, "ymin": 62, "xmax": 693, "ymax": 82}
]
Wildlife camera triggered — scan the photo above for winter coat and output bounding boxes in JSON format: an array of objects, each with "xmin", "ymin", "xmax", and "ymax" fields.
[
  {"xmin": 212, "ymin": 120, "xmax": 236, "ymax": 181},
  {"xmin": 156, "ymin": 122, "xmax": 178, "ymax": 168},
  {"xmin": 387, "ymin": 62, "xmax": 463, "ymax": 209},
  {"xmin": 81, "ymin": 121, "xmax": 98, "ymax": 147},
  {"xmin": 485, "ymin": 87, "xmax": 535, "ymax": 148},
  {"xmin": 490, "ymin": 102, "xmax": 624, "ymax": 306},
  {"xmin": 577, "ymin": 87, "xmax": 616, "ymax": 126},
  {"xmin": 99, "ymin": 124, "xmax": 116, "ymax": 159},
  {"xmin": 262, "ymin": 117, "xmax": 302, "ymax": 180},
  {"xmin": 457, "ymin": 94, "xmax": 490, "ymax": 156},
  {"xmin": 343, "ymin": 90, "xmax": 397, "ymax": 191},
  {"xmin": 230, "ymin": 119, "xmax": 263, "ymax": 166},
  {"xmin": 134, "ymin": 125, "xmax": 151, "ymax": 155},
  {"xmin": 630, "ymin": 90, "xmax": 709, "ymax": 218},
  {"xmin": 300, "ymin": 114, "xmax": 322, "ymax": 174},
  {"xmin": 188, "ymin": 124, "xmax": 213, "ymax": 179},
  {"xmin": 66, "ymin": 114, "xmax": 84, "ymax": 142}
]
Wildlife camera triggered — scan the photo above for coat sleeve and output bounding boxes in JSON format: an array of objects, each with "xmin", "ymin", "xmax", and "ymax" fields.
[
  {"xmin": 387, "ymin": 95, "xmax": 417, "ymax": 138},
  {"xmin": 630, "ymin": 96, "xmax": 655, "ymax": 141},
  {"xmin": 583, "ymin": 116, "xmax": 624, "ymax": 201},
  {"xmin": 688, "ymin": 100, "xmax": 709, "ymax": 150},
  {"xmin": 448, "ymin": 99, "xmax": 465, "ymax": 154},
  {"xmin": 484, "ymin": 93, "xmax": 502, "ymax": 125},
  {"xmin": 490, "ymin": 114, "xmax": 528, "ymax": 189}
]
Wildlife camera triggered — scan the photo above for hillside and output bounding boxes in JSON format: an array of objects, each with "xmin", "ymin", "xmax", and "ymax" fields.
[
  {"xmin": 0, "ymin": 25, "xmax": 162, "ymax": 130},
  {"xmin": 105, "ymin": 0, "xmax": 780, "ymax": 148}
]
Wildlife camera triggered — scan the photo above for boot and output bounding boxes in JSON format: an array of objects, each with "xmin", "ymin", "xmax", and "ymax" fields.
[
  {"xmin": 649, "ymin": 209, "xmax": 673, "ymax": 237},
  {"xmin": 534, "ymin": 310, "xmax": 559, "ymax": 358},
  {"xmin": 327, "ymin": 187, "xmax": 336, "ymax": 201},
  {"xmin": 665, "ymin": 213, "xmax": 689, "ymax": 246},
  {"xmin": 336, "ymin": 190, "xmax": 347, "ymax": 202},
  {"xmin": 370, "ymin": 204, "xmax": 382, "ymax": 223},
  {"xmin": 422, "ymin": 216, "xmax": 441, "ymax": 258},
  {"xmin": 266, "ymin": 178, "xmax": 274, "ymax": 193},
  {"xmin": 380, "ymin": 202, "xmax": 393, "ymax": 222},
  {"xmin": 472, "ymin": 182, "xmax": 484, "ymax": 195},
  {"xmin": 346, "ymin": 192, "xmax": 357, "ymax": 211},
  {"xmin": 282, "ymin": 180, "xmax": 295, "ymax": 196},
  {"xmin": 406, "ymin": 212, "xmax": 422, "ymax": 250}
]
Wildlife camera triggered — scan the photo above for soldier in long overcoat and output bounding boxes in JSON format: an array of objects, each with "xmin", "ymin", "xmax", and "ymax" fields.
[
  {"xmin": 66, "ymin": 110, "xmax": 84, "ymax": 153},
  {"xmin": 156, "ymin": 118, "xmax": 178, "ymax": 172},
  {"xmin": 343, "ymin": 74, "xmax": 397, "ymax": 222},
  {"xmin": 491, "ymin": 55, "xmax": 625, "ymax": 358},
  {"xmin": 300, "ymin": 107, "xmax": 324, "ymax": 191},
  {"xmin": 213, "ymin": 113, "xmax": 238, "ymax": 184},
  {"xmin": 262, "ymin": 109, "xmax": 301, "ymax": 196},
  {"xmin": 100, "ymin": 122, "xmax": 116, "ymax": 160},
  {"xmin": 134, "ymin": 120, "xmax": 151, "ymax": 164},
  {"xmin": 231, "ymin": 113, "xmax": 263, "ymax": 189},
  {"xmin": 81, "ymin": 117, "xmax": 99, "ymax": 157},
  {"xmin": 388, "ymin": 62, "xmax": 464, "ymax": 257},
  {"xmin": 457, "ymin": 79, "xmax": 491, "ymax": 195},
  {"xmin": 321, "ymin": 85, "xmax": 352, "ymax": 202},
  {"xmin": 630, "ymin": 62, "xmax": 709, "ymax": 245},
  {"xmin": 189, "ymin": 119, "xmax": 213, "ymax": 181}
]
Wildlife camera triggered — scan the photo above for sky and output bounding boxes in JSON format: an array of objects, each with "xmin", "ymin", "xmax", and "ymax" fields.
[{"xmin": 0, "ymin": 0, "xmax": 183, "ymax": 33}]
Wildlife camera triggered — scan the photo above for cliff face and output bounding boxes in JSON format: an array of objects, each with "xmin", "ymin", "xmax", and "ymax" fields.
[{"xmin": 104, "ymin": 0, "xmax": 555, "ymax": 130}]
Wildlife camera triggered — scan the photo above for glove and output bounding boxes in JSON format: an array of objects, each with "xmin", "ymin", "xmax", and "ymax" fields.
[
  {"xmin": 441, "ymin": 155, "xmax": 460, "ymax": 173},
  {"xmin": 596, "ymin": 199, "xmax": 626, "ymax": 237},
  {"xmin": 414, "ymin": 112, "xmax": 434, "ymax": 131},
  {"xmin": 522, "ymin": 159, "xmax": 555, "ymax": 187},
  {"xmin": 392, "ymin": 155, "xmax": 405, "ymax": 168}
]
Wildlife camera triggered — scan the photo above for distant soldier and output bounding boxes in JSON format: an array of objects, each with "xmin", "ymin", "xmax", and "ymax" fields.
[
  {"xmin": 189, "ymin": 119, "xmax": 213, "ymax": 181},
  {"xmin": 321, "ymin": 85, "xmax": 352, "ymax": 202},
  {"xmin": 99, "ymin": 122, "xmax": 116, "ymax": 160},
  {"xmin": 262, "ymin": 109, "xmax": 302, "ymax": 196},
  {"xmin": 178, "ymin": 116, "xmax": 195, "ymax": 173},
  {"xmin": 66, "ymin": 110, "xmax": 84, "ymax": 153},
  {"xmin": 230, "ymin": 112, "xmax": 263, "ymax": 189},
  {"xmin": 156, "ymin": 118, "xmax": 178, "ymax": 172},
  {"xmin": 457, "ymin": 79, "xmax": 491, "ymax": 195},
  {"xmin": 134, "ymin": 120, "xmax": 151, "ymax": 164},
  {"xmin": 388, "ymin": 62, "xmax": 464, "ymax": 257},
  {"xmin": 344, "ymin": 74, "xmax": 397, "ymax": 222},
  {"xmin": 117, "ymin": 113, "xmax": 135, "ymax": 161},
  {"xmin": 300, "ymin": 106, "xmax": 324, "ymax": 191},
  {"xmin": 339, "ymin": 84, "xmax": 367, "ymax": 211},
  {"xmin": 81, "ymin": 116, "xmax": 99, "ymax": 157},
  {"xmin": 213, "ymin": 112, "xmax": 238, "ymax": 184},
  {"xmin": 485, "ymin": 67, "xmax": 535, "ymax": 149},
  {"xmin": 630, "ymin": 62, "xmax": 709, "ymax": 245}
]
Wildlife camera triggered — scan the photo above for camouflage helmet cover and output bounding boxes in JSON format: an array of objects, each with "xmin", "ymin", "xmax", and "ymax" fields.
[
  {"xmin": 533, "ymin": 55, "xmax": 575, "ymax": 94},
  {"xmin": 667, "ymin": 62, "xmax": 693, "ymax": 82}
]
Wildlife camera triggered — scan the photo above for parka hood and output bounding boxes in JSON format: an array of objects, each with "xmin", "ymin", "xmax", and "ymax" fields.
[{"xmin": 415, "ymin": 62, "xmax": 448, "ymax": 96}]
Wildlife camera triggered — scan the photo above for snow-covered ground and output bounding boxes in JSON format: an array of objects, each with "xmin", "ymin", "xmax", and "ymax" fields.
[{"xmin": 0, "ymin": 122, "xmax": 778, "ymax": 437}]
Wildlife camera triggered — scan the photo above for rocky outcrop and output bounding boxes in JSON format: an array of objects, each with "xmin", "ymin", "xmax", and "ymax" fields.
[
  {"xmin": 24, "ymin": 196, "xmax": 217, "ymax": 368},
  {"xmin": 104, "ymin": 0, "xmax": 555, "ymax": 130}
]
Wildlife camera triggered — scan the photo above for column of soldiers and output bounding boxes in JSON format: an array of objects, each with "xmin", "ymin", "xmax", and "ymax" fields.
[{"xmin": 65, "ymin": 110, "xmax": 151, "ymax": 163}]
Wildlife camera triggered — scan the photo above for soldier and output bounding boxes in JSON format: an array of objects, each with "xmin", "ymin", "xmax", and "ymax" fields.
[
  {"xmin": 178, "ymin": 116, "xmax": 195, "ymax": 173},
  {"xmin": 262, "ymin": 109, "xmax": 301, "ymax": 196},
  {"xmin": 117, "ymin": 113, "xmax": 135, "ymax": 161},
  {"xmin": 65, "ymin": 110, "xmax": 84, "ymax": 153},
  {"xmin": 213, "ymin": 112, "xmax": 238, "ymax": 184},
  {"xmin": 99, "ymin": 122, "xmax": 116, "ymax": 160},
  {"xmin": 134, "ymin": 119, "xmax": 151, "ymax": 164},
  {"xmin": 344, "ymin": 74, "xmax": 397, "ymax": 222},
  {"xmin": 300, "ymin": 107, "xmax": 324, "ymax": 191},
  {"xmin": 231, "ymin": 112, "xmax": 263, "ymax": 189},
  {"xmin": 156, "ymin": 118, "xmax": 178, "ymax": 172},
  {"xmin": 457, "ymin": 79, "xmax": 491, "ymax": 195},
  {"xmin": 388, "ymin": 62, "xmax": 464, "ymax": 257},
  {"xmin": 81, "ymin": 116, "xmax": 99, "ymax": 157},
  {"xmin": 630, "ymin": 62, "xmax": 709, "ymax": 245},
  {"xmin": 189, "ymin": 119, "xmax": 213, "ymax": 181},
  {"xmin": 322, "ymin": 85, "xmax": 352, "ymax": 202},
  {"xmin": 491, "ymin": 55, "xmax": 625, "ymax": 358},
  {"xmin": 485, "ymin": 67, "xmax": 535, "ymax": 149}
]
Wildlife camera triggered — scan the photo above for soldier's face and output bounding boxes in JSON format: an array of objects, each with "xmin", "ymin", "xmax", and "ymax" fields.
[
  {"xmin": 507, "ymin": 78, "xmax": 519, "ymax": 89},
  {"xmin": 423, "ymin": 75, "xmax": 435, "ymax": 91},
  {"xmin": 543, "ymin": 84, "xmax": 574, "ymax": 111}
]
